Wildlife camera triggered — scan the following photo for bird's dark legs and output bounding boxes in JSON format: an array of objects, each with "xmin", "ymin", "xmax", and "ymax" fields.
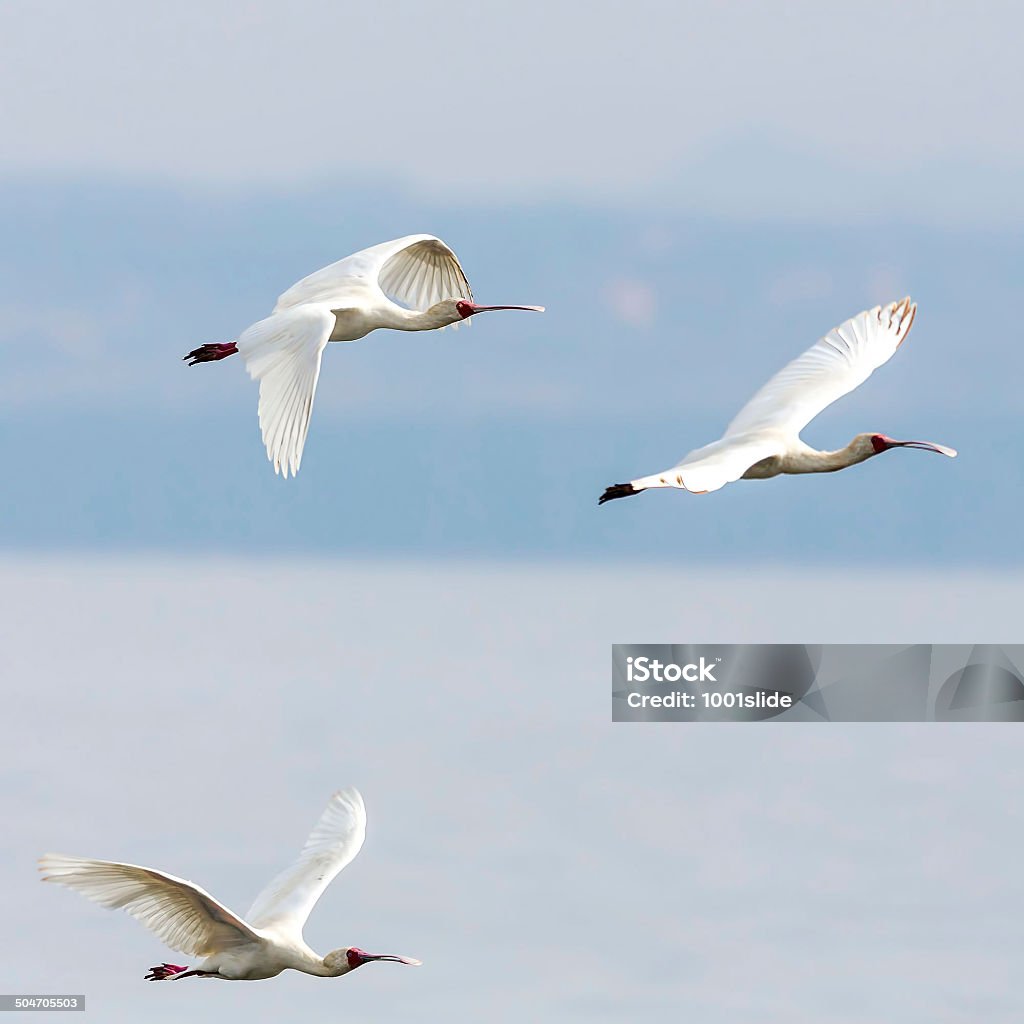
[
  {"xmin": 145, "ymin": 963, "xmax": 218, "ymax": 980},
  {"xmin": 598, "ymin": 482, "xmax": 642, "ymax": 505},
  {"xmin": 183, "ymin": 342, "xmax": 238, "ymax": 366},
  {"xmin": 145, "ymin": 963, "xmax": 189, "ymax": 981}
]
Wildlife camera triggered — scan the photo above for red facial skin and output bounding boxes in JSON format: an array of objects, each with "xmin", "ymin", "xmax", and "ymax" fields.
[{"xmin": 347, "ymin": 948, "xmax": 369, "ymax": 969}]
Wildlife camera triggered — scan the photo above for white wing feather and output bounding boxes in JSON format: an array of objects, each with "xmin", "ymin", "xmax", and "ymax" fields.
[
  {"xmin": 273, "ymin": 235, "xmax": 472, "ymax": 313},
  {"xmin": 235, "ymin": 306, "xmax": 335, "ymax": 478},
  {"xmin": 725, "ymin": 298, "xmax": 917, "ymax": 438},
  {"xmin": 377, "ymin": 237, "xmax": 473, "ymax": 311},
  {"xmin": 245, "ymin": 788, "xmax": 367, "ymax": 937},
  {"xmin": 39, "ymin": 854, "xmax": 261, "ymax": 957}
]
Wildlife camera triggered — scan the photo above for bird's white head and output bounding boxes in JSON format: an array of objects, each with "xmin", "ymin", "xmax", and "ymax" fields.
[
  {"xmin": 862, "ymin": 433, "xmax": 958, "ymax": 459},
  {"xmin": 323, "ymin": 947, "xmax": 422, "ymax": 977}
]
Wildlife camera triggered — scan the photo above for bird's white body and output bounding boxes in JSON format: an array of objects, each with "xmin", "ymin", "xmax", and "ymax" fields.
[
  {"xmin": 600, "ymin": 298, "xmax": 956, "ymax": 503},
  {"xmin": 185, "ymin": 234, "xmax": 542, "ymax": 477},
  {"xmin": 190, "ymin": 938, "xmax": 315, "ymax": 983},
  {"xmin": 188, "ymin": 933, "xmax": 342, "ymax": 982},
  {"xmin": 40, "ymin": 789, "xmax": 421, "ymax": 983}
]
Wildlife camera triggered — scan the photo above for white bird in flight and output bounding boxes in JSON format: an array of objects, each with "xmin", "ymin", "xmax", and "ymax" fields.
[
  {"xmin": 600, "ymin": 298, "xmax": 956, "ymax": 504},
  {"xmin": 40, "ymin": 788, "xmax": 420, "ymax": 982},
  {"xmin": 184, "ymin": 234, "xmax": 543, "ymax": 477}
]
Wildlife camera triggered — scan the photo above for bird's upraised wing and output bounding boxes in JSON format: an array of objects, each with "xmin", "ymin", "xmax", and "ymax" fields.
[
  {"xmin": 377, "ymin": 236, "xmax": 473, "ymax": 312},
  {"xmin": 235, "ymin": 305, "xmax": 336, "ymax": 478},
  {"xmin": 274, "ymin": 235, "xmax": 472, "ymax": 313},
  {"xmin": 244, "ymin": 788, "xmax": 367, "ymax": 938},
  {"xmin": 724, "ymin": 298, "xmax": 917, "ymax": 439},
  {"xmin": 39, "ymin": 854, "xmax": 261, "ymax": 957}
]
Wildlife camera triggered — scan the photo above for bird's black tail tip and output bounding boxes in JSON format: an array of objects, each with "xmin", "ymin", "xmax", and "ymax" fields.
[{"xmin": 599, "ymin": 482, "xmax": 641, "ymax": 505}]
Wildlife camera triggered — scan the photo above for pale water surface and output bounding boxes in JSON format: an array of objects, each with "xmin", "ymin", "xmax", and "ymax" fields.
[{"xmin": 3, "ymin": 557, "xmax": 1022, "ymax": 1023}]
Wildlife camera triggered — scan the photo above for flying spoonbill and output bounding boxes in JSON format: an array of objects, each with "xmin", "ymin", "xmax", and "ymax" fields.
[
  {"xmin": 184, "ymin": 234, "xmax": 543, "ymax": 477},
  {"xmin": 600, "ymin": 297, "xmax": 956, "ymax": 503},
  {"xmin": 40, "ymin": 788, "xmax": 421, "ymax": 982}
]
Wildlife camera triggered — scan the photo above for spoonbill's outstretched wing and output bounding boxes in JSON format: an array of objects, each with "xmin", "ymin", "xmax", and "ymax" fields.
[
  {"xmin": 724, "ymin": 297, "xmax": 917, "ymax": 439},
  {"xmin": 274, "ymin": 235, "xmax": 473, "ymax": 313},
  {"xmin": 245, "ymin": 788, "xmax": 367, "ymax": 938},
  {"xmin": 236, "ymin": 305, "xmax": 336, "ymax": 478},
  {"xmin": 39, "ymin": 854, "xmax": 261, "ymax": 957}
]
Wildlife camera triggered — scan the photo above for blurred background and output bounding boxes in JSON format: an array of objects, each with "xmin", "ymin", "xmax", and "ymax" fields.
[
  {"xmin": 3, "ymin": 0, "xmax": 1022, "ymax": 562},
  {"xmin": 2, "ymin": 2, "xmax": 1023, "ymax": 1021}
]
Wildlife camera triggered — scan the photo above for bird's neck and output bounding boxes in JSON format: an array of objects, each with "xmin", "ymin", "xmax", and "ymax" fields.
[
  {"xmin": 380, "ymin": 305, "xmax": 455, "ymax": 332},
  {"xmin": 302, "ymin": 945, "xmax": 358, "ymax": 978},
  {"xmin": 311, "ymin": 960, "xmax": 344, "ymax": 978},
  {"xmin": 275, "ymin": 941, "xmax": 342, "ymax": 978},
  {"xmin": 782, "ymin": 441, "xmax": 874, "ymax": 474},
  {"xmin": 294, "ymin": 952, "xmax": 344, "ymax": 978}
]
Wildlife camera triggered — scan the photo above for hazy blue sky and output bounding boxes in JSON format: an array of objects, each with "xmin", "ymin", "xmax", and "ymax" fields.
[
  {"xmin": 4, "ymin": 1, "xmax": 1024, "ymax": 221},
  {"xmin": 2, "ymin": 4, "xmax": 1022, "ymax": 562},
  {"xmin": 7, "ymin": 559, "xmax": 1024, "ymax": 1023},
  {"xmin": 2, "ymin": 182, "xmax": 1019, "ymax": 563}
]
